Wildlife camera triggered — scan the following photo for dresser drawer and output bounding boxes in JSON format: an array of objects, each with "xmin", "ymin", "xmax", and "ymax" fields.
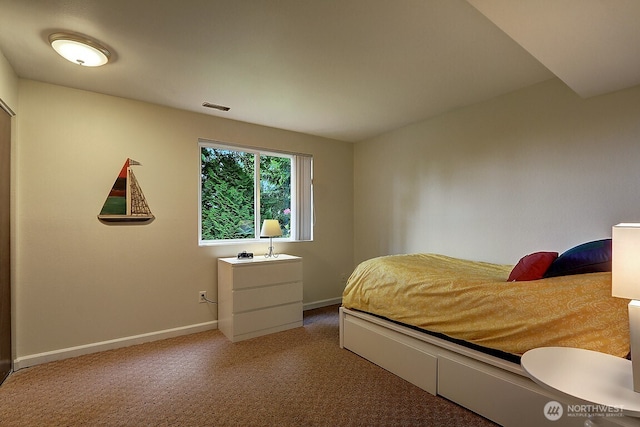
[
  {"xmin": 233, "ymin": 302, "xmax": 303, "ymax": 336},
  {"xmin": 232, "ymin": 260, "xmax": 302, "ymax": 290},
  {"xmin": 233, "ymin": 281, "xmax": 302, "ymax": 312}
]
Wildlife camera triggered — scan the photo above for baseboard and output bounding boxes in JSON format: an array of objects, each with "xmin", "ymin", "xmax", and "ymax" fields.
[
  {"xmin": 14, "ymin": 320, "xmax": 218, "ymax": 371},
  {"xmin": 303, "ymin": 297, "xmax": 342, "ymax": 311}
]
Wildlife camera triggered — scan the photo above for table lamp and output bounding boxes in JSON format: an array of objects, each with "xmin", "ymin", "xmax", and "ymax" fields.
[
  {"xmin": 260, "ymin": 219, "xmax": 282, "ymax": 258},
  {"xmin": 612, "ymin": 223, "xmax": 640, "ymax": 392}
]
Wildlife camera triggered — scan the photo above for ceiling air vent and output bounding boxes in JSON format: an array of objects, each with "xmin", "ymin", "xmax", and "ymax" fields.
[{"xmin": 202, "ymin": 102, "xmax": 230, "ymax": 112}]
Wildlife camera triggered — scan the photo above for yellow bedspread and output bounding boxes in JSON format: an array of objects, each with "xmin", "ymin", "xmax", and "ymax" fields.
[{"xmin": 342, "ymin": 253, "xmax": 630, "ymax": 357}]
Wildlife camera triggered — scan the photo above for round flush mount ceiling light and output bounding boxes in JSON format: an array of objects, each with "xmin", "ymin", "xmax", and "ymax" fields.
[{"xmin": 48, "ymin": 32, "xmax": 111, "ymax": 67}]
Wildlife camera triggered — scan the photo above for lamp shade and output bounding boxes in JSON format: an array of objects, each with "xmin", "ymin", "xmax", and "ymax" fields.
[
  {"xmin": 260, "ymin": 220, "xmax": 282, "ymax": 238},
  {"xmin": 612, "ymin": 223, "xmax": 640, "ymax": 299}
]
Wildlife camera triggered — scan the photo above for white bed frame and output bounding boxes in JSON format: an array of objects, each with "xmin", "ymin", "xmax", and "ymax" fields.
[{"xmin": 339, "ymin": 307, "xmax": 640, "ymax": 427}]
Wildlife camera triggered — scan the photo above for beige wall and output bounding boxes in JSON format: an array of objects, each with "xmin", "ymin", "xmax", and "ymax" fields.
[
  {"xmin": 14, "ymin": 80, "xmax": 354, "ymax": 362},
  {"xmin": 354, "ymin": 78, "xmax": 640, "ymax": 265},
  {"xmin": 0, "ymin": 50, "xmax": 17, "ymax": 114}
]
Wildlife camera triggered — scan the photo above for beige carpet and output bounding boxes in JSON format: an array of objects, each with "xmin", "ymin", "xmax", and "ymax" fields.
[{"xmin": 0, "ymin": 305, "xmax": 497, "ymax": 426}]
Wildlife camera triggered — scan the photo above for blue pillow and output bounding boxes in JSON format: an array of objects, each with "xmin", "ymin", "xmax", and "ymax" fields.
[{"xmin": 544, "ymin": 239, "xmax": 612, "ymax": 278}]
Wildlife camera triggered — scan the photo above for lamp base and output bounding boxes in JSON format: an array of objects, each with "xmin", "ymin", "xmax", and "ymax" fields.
[
  {"xmin": 629, "ymin": 300, "xmax": 640, "ymax": 392},
  {"xmin": 264, "ymin": 237, "xmax": 279, "ymax": 258}
]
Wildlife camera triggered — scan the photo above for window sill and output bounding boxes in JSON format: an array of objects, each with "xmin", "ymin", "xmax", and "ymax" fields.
[{"xmin": 198, "ymin": 238, "xmax": 313, "ymax": 247}]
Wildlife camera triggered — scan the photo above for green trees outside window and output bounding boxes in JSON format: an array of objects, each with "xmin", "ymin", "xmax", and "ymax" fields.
[
  {"xmin": 201, "ymin": 145, "xmax": 291, "ymax": 241},
  {"xmin": 260, "ymin": 154, "xmax": 291, "ymax": 237}
]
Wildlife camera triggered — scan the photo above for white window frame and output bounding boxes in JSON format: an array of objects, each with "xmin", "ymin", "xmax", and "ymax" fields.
[{"xmin": 198, "ymin": 139, "xmax": 313, "ymax": 245}]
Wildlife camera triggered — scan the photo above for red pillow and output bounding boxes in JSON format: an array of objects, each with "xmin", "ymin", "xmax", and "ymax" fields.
[{"xmin": 508, "ymin": 252, "xmax": 558, "ymax": 282}]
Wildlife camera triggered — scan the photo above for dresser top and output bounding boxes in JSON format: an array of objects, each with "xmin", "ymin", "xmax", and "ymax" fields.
[{"xmin": 219, "ymin": 254, "xmax": 301, "ymax": 265}]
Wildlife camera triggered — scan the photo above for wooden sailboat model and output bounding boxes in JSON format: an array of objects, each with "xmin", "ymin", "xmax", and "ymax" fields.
[{"xmin": 98, "ymin": 158, "xmax": 154, "ymax": 223}]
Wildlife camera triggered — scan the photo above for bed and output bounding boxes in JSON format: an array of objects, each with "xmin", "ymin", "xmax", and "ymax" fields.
[{"xmin": 339, "ymin": 246, "xmax": 639, "ymax": 427}]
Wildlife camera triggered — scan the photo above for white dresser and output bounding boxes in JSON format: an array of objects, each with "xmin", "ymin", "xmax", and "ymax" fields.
[{"xmin": 217, "ymin": 254, "xmax": 303, "ymax": 342}]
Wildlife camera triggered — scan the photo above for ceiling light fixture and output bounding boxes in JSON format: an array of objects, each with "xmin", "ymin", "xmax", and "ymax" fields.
[{"xmin": 49, "ymin": 32, "xmax": 111, "ymax": 67}]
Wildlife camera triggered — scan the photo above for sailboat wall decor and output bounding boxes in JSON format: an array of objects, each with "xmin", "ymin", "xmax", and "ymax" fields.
[{"xmin": 98, "ymin": 158, "xmax": 154, "ymax": 223}]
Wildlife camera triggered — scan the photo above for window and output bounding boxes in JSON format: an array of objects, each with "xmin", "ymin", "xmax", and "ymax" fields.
[{"xmin": 199, "ymin": 140, "xmax": 313, "ymax": 244}]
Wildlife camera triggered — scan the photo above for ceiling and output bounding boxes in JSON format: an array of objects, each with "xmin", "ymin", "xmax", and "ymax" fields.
[{"xmin": 0, "ymin": 1, "xmax": 637, "ymax": 142}]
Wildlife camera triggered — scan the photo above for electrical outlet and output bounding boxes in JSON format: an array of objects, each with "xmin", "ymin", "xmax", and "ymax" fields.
[{"xmin": 199, "ymin": 291, "xmax": 207, "ymax": 303}]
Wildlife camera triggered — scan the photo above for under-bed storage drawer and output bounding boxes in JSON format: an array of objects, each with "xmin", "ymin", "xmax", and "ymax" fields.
[
  {"xmin": 343, "ymin": 314, "xmax": 437, "ymax": 394},
  {"xmin": 438, "ymin": 355, "xmax": 584, "ymax": 427}
]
